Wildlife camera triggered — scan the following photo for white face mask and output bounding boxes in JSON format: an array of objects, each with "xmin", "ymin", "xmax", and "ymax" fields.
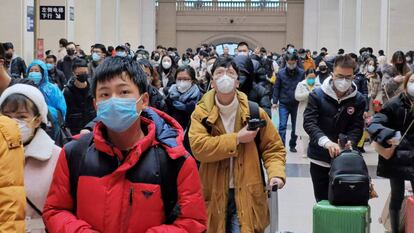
[
  {"xmin": 367, "ymin": 65, "xmax": 375, "ymax": 73},
  {"xmin": 162, "ymin": 61, "xmax": 172, "ymax": 69},
  {"xmin": 407, "ymin": 83, "xmax": 414, "ymax": 97},
  {"xmin": 176, "ymin": 80, "xmax": 192, "ymax": 93},
  {"xmin": 287, "ymin": 63, "xmax": 297, "ymax": 70},
  {"xmin": 238, "ymin": 52, "xmax": 248, "ymax": 56},
  {"xmin": 334, "ymin": 78, "xmax": 353, "ymax": 93},
  {"xmin": 215, "ymin": 75, "xmax": 235, "ymax": 94},
  {"xmin": 14, "ymin": 118, "xmax": 35, "ymax": 144}
]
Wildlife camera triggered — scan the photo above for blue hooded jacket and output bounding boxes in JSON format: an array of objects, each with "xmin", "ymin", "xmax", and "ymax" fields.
[{"xmin": 27, "ymin": 60, "xmax": 67, "ymax": 128}]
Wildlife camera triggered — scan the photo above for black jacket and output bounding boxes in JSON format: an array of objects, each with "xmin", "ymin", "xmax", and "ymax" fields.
[
  {"xmin": 368, "ymin": 93, "xmax": 414, "ymax": 180},
  {"xmin": 48, "ymin": 68, "xmax": 67, "ymax": 90},
  {"xmin": 353, "ymin": 73, "xmax": 369, "ymax": 111},
  {"xmin": 304, "ymin": 79, "xmax": 366, "ymax": 163},
  {"xmin": 233, "ymin": 55, "xmax": 272, "ymax": 117},
  {"xmin": 7, "ymin": 56, "xmax": 26, "ymax": 79},
  {"xmin": 57, "ymin": 56, "xmax": 76, "ymax": 82},
  {"xmin": 248, "ymin": 83, "xmax": 272, "ymax": 117},
  {"xmin": 63, "ymin": 77, "xmax": 96, "ymax": 135},
  {"xmin": 273, "ymin": 66, "xmax": 305, "ymax": 106},
  {"xmin": 148, "ymin": 85, "xmax": 167, "ymax": 112}
]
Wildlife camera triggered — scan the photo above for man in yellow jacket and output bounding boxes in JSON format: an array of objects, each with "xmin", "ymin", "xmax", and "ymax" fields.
[
  {"xmin": 189, "ymin": 57, "xmax": 286, "ymax": 233},
  {"xmin": 0, "ymin": 115, "xmax": 26, "ymax": 232}
]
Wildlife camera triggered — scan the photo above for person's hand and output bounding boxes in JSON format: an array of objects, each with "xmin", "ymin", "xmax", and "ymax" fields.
[
  {"xmin": 269, "ymin": 177, "xmax": 285, "ymax": 189},
  {"xmin": 363, "ymin": 111, "xmax": 369, "ymax": 119},
  {"xmin": 344, "ymin": 140, "xmax": 353, "ymax": 150},
  {"xmin": 394, "ymin": 75, "xmax": 405, "ymax": 83},
  {"xmin": 325, "ymin": 141, "xmax": 341, "ymax": 158},
  {"xmin": 237, "ymin": 125, "xmax": 259, "ymax": 144},
  {"xmin": 79, "ymin": 129, "xmax": 91, "ymax": 135},
  {"xmin": 387, "ymin": 139, "xmax": 399, "ymax": 147},
  {"xmin": 272, "ymin": 104, "xmax": 279, "ymax": 110}
]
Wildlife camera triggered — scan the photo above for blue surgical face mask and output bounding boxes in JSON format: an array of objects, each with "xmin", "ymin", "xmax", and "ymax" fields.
[
  {"xmin": 92, "ymin": 52, "xmax": 101, "ymax": 62},
  {"xmin": 46, "ymin": 63, "xmax": 54, "ymax": 71},
  {"xmin": 27, "ymin": 72, "xmax": 42, "ymax": 84},
  {"xmin": 97, "ymin": 96, "xmax": 143, "ymax": 133},
  {"xmin": 116, "ymin": 51, "xmax": 126, "ymax": 57},
  {"xmin": 307, "ymin": 77, "xmax": 315, "ymax": 86}
]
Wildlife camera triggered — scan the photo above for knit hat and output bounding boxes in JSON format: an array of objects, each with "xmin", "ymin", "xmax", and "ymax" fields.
[{"xmin": 0, "ymin": 84, "xmax": 49, "ymax": 124}]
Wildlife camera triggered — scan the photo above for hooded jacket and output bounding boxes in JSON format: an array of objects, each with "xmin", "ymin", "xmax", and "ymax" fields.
[
  {"xmin": 27, "ymin": 60, "xmax": 67, "ymax": 127},
  {"xmin": 303, "ymin": 77, "xmax": 366, "ymax": 164},
  {"xmin": 43, "ymin": 108, "xmax": 207, "ymax": 233},
  {"xmin": 0, "ymin": 116, "xmax": 25, "ymax": 233}
]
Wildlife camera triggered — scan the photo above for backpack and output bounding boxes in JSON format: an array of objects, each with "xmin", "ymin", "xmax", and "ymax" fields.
[
  {"xmin": 45, "ymin": 110, "xmax": 72, "ymax": 147},
  {"xmin": 328, "ymin": 149, "xmax": 370, "ymax": 206},
  {"xmin": 183, "ymin": 100, "xmax": 266, "ymax": 186},
  {"xmin": 66, "ymin": 133, "xmax": 186, "ymax": 224}
]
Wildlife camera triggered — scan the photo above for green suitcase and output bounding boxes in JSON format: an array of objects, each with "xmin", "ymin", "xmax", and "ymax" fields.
[{"xmin": 313, "ymin": 200, "xmax": 371, "ymax": 233}]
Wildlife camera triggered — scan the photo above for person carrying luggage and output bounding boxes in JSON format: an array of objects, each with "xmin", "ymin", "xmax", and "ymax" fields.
[
  {"xmin": 304, "ymin": 54, "xmax": 366, "ymax": 202},
  {"xmin": 189, "ymin": 57, "xmax": 286, "ymax": 233}
]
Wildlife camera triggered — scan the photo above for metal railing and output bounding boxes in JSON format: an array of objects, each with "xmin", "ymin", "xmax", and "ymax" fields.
[{"xmin": 173, "ymin": 1, "xmax": 287, "ymax": 13}]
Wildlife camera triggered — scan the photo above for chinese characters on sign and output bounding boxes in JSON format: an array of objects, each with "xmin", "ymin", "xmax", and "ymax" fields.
[{"xmin": 40, "ymin": 6, "xmax": 65, "ymax": 20}]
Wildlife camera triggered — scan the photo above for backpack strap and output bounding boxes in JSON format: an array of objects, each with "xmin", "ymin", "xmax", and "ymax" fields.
[
  {"xmin": 66, "ymin": 132, "xmax": 94, "ymax": 213},
  {"xmin": 155, "ymin": 146, "xmax": 187, "ymax": 224},
  {"xmin": 247, "ymin": 101, "xmax": 267, "ymax": 187}
]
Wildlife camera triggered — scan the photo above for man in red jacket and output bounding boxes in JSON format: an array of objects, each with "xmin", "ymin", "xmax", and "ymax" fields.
[{"xmin": 43, "ymin": 56, "xmax": 207, "ymax": 233}]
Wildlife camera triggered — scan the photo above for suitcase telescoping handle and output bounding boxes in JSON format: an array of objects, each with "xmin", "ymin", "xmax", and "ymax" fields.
[{"xmin": 269, "ymin": 184, "xmax": 279, "ymax": 233}]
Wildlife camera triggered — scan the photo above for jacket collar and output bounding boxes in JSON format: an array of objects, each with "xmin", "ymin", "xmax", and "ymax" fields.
[
  {"xmin": 25, "ymin": 128, "xmax": 54, "ymax": 161},
  {"xmin": 196, "ymin": 89, "xmax": 250, "ymax": 126},
  {"xmin": 321, "ymin": 76, "xmax": 357, "ymax": 103}
]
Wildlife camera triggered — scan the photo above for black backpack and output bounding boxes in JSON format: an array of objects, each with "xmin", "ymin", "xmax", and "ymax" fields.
[
  {"xmin": 45, "ymin": 110, "xmax": 72, "ymax": 147},
  {"xmin": 66, "ymin": 133, "xmax": 186, "ymax": 224},
  {"xmin": 183, "ymin": 100, "xmax": 267, "ymax": 186},
  {"xmin": 328, "ymin": 149, "xmax": 370, "ymax": 206}
]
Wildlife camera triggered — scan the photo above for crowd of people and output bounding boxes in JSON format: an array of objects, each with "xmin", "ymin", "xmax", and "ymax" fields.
[{"xmin": 0, "ymin": 38, "xmax": 413, "ymax": 233}]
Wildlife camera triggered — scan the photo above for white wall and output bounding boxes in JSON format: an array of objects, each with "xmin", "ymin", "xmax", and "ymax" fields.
[
  {"xmin": 0, "ymin": 0, "xmax": 34, "ymax": 63},
  {"xmin": 388, "ymin": 0, "xmax": 414, "ymax": 57},
  {"xmin": 302, "ymin": 0, "xmax": 414, "ymax": 57}
]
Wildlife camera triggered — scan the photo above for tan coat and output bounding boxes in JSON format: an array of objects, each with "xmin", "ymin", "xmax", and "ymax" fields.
[
  {"xmin": 0, "ymin": 116, "xmax": 26, "ymax": 233},
  {"xmin": 189, "ymin": 90, "xmax": 286, "ymax": 233}
]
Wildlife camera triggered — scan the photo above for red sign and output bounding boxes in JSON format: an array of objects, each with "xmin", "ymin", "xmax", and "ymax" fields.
[{"xmin": 36, "ymin": 38, "xmax": 44, "ymax": 59}]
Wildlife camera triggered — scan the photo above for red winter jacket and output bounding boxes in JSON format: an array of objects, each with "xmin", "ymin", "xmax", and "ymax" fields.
[{"xmin": 43, "ymin": 108, "xmax": 207, "ymax": 233}]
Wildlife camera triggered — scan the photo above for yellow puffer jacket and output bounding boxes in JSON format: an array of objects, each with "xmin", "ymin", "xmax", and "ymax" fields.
[
  {"xmin": 0, "ymin": 116, "xmax": 26, "ymax": 232},
  {"xmin": 189, "ymin": 90, "xmax": 286, "ymax": 233}
]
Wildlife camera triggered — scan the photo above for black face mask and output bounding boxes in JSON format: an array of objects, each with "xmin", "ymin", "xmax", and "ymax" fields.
[
  {"xmin": 5, "ymin": 53, "xmax": 12, "ymax": 59},
  {"xmin": 67, "ymin": 49, "xmax": 75, "ymax": 56},
  {"xmin": 76, "ymin": 73, "xmax": 88, "ymax": 83},
  {"xmin": 154, "ymin": 55, "xmax": 160, "ymax": 61}
]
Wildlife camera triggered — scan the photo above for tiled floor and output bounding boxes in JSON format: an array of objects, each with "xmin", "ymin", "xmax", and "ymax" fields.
[{"xmin": 269, "ymin": 120, "xmax": 394, "ymax": 233}]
